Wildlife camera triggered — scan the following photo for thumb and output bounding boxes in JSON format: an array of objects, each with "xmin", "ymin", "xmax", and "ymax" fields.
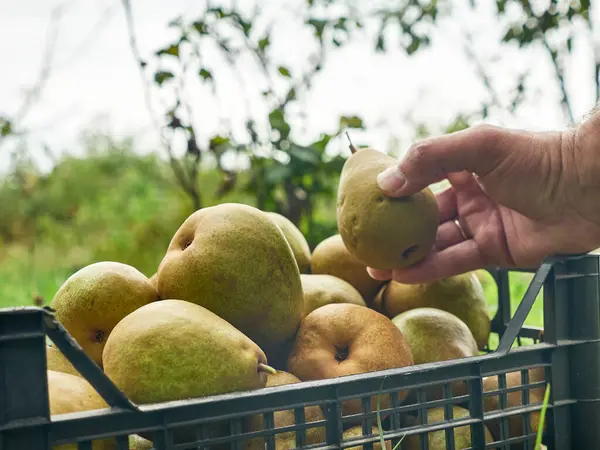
[{"xmin": 376, "ymin": 124, "xmax": 524, "ymax": 197}]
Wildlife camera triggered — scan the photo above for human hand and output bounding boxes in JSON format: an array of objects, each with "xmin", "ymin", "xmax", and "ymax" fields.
[{"xmin": 367, "ymin": 120, "xmax": 600, "ymax": 284}]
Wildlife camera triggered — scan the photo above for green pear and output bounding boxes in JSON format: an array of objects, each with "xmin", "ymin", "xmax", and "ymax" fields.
[
  {"xmin": 50, "ymin": 261, "xmax": 159, "ymax": 367},
  {"xmin": 343, "ymin": 425, "xmax": 391, "ymax": 450},
  {"xmin": 46, "ymin": 345, "xmax": 81, "ymax": 378},
  {"xmin": 48, "ymin": 370, "xmax": 114, "ymax": 450},
  {"xmin": 375, "ymin": 272, "xmax": 491, "ymax": 349},
  {"xmin": 392, "ymin": 307, "xmax": 479, "ymax": 400},
  {"xmin": 102, "ymin": 299, "xmax": 273, "ymax": 405},
  {"xmin": 265, "ymin": 212, "xmax": 312, "ymax": 273},
  {"xmin": 310, "ymin": 234, "xmax": 384, "ymax": 305},
  {"xmin": 128, "ymin": 435, "xmax": 153, "ymax": 450},
  {"xmin": 156, "ymin": 203, "xmax": 304, "ymax": 353},
  {"xmin": 243, "ymin": 371, "xmax": 326, "ymax": 450},
  {"xmin": 300, "ymin": 274, "xmax": 366, "ymax": 318},
  {"xmin": 403, "ymin": 406, "xmax": 495, "ymax": 449},
  {"xmin": 336, "ymin": 146, "xmax": 439, "ymax": 270}
]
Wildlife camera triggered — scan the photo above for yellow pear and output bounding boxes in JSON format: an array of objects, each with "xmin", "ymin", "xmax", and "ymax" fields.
[
  {"xmin": 46, "ymin": 345, "xmax": 81, "ymax": 378},
  {"xmin": 102, "ymin": 299, "xmax": 272, "ymax": 405},
  {"xmin": 482, "ymin": 368, "xmax": 546, "ymax": 449},
  {"xmin": 336, "ymin": 146, "xmax": 439, "ymax": 270},
  {"xmin": 50, "ymin": 261, "xmax": 159, "ymax": 367},
  {"xmin": 300, "ymin": 274, "xmax": 366, "ymax": 318},
  {"xmin": 310, "ymin": 234, "xmax": 384, "ymax": 305},
  {"xmin": 403, "ymin": 406, "xmax": 495, "ymax": 449},
  {"xmin": 156, "ymin": 203, "xmax": 304, "ymax": 353},
  {"xmin": 375, "ymin": 272, "xmax": 491, "ymax": 349},
  {"xmin": 343, "ymin": 425, "xmax": 391, "ymax": 450},
  {"xmin": 48, "ymin": 370, "xmax": 114, "ymax": 450},
  {"xmin": 244, "ymin": 371, "xmax": 326, "ymax": 450},
  {"xmin": 265, "ymin": 212, "xmax": 312, "ymax": 273}
]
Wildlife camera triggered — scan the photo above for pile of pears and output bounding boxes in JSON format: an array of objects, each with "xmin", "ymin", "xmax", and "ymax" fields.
[{"xmin": 44, "ymin": 145, "xmax": 542, "ymax": 450}]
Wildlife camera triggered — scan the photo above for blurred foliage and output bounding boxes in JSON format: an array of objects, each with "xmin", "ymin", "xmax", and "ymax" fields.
[{"xmin": 0, "ymin": 0, "xmax": 594, "ymax": 311}]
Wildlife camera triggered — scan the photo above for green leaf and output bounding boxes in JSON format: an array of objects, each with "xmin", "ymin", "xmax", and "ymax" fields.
[
  {"xmin": 238, "ymin": 18, "xmax": 252, "ymax": 36},
  {"xmin": 407, "ymin": 37, "xmax": 421, "ymax": 55},
  {"xmin": 269, "ymin": 109, "xmax": 291, "ymax": 138},
  {"xmin": 278, "ymin": 66, "xmax": 292, "ymax": 77},
  {"xmin": 156, "ymin": 43, "xmax": 180, "ymax": 57},
  {"xmin": 0, "ymin": 119, "xmax": 12, "ymax": 137},
  {"xmin": 307, "ymin": 18, "xmax": 328, "ymax": 40},
  {"xmin": 209, "ymin": 135, "xmax": 230, "ymax": 149},
  {"xmin": 376, "ymin": 35, "xmax": 385, "ymax": 52},
  {"xmin": 339, "ymin": 115, "xmax": 364, "ymax": 129},
  {"xmin": 199, "ymin": 69, "xmax": 213, "ymax": 80},
  {"xmin": 192, "ymin": 20, "xmax": 208, "ymax": 35},
  {"xmin": 266, "ymin": 164, "xmax": 292, "ymax": 184},
  {"xmin": 310, "ymin": 134, "xmax": 332, "ymax": 153},
  {"xmin": 258, "ymin": 36, "xmax": 270, "ymax": 51},
  {"xmin": 289, "ymin": 145, "xmax": 320, "ymax": 166},
  {"xmin": 154, "ymin": 71, "xmax": 175, "ymax": 85}
]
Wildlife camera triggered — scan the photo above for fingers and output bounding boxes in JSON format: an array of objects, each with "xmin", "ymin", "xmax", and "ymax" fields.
[
  {"xmin": 436, "ymin": 185, "xmax": 457, "ymax": 223},
  {"xmin": 377, "ymin": 124, "xmax": 524, "ymax": 197},
  {"xmin": 435, "ymin": 220, "xmax": 467, "ymax": 251},
  {"xmin": 388, "ymin": 240, "xmax": 485, "ymax": 284}
]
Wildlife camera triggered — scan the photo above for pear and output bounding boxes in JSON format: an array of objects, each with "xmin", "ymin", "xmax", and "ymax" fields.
[
  {"xmin": 301, "ymin": 274, "xmax": 366, "ymax": 318},
  {"xmin": 391, "ymin": 308, "xmax": 479, "ymax": 400},
  {"xmin": 128, "ymin": 435, "xmax": 153, "ymax": 450},
  {"xmin": 403, "ymin": 406, "xmax": 495, "ymax": 449},
  {"xmin": 287, "ymin": 303, "xmax": 414, "ymax": 418},
  {"xmin": 265, "ymin": 211, "xmax": 312, "ymax": 273},
  {"xmin": 375, "ymin": 272, "xmax": 491, "ymax": 349},
  {"xmin": 148, "ymin": 273, "xmax": 158, "ymax": 289},
  {"xmin": 244, "ymin": 371, "xmax": 326, "ymax": 450},
  {"xmin": 156, "ymin": 203, "xmax": 304, "ymax": 353},
  {"xmin": 48, "ymin": 370, "xmax": 114, "ymax": 450},
  {"xmin": 310, "ymin": 234, "xmax": 384, "ymax": 305},
  {"xmin": 336, "ymin": 146, "xmax": 439, "ymax": 270},
  {"xmin": 102, "ymin": 299, "xmax": 272, "ymax": 405},
  {"xmin": 46, "ymin": 345, "xmax": 81, "ymax": 378},
  {"xmin": 343, "ymin": 425, "xmax": 392, "ymax": 450},
  {"xmin": 50, "ymin": 261, "xmax": 159, "ymax": 367},
  {"xmin": 482, "ymin": 368, "xmax": 546, "ymax": 449}
]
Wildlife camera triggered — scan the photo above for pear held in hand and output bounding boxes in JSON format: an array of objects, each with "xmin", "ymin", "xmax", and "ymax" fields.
[{"xmin": 336, "ymin": 144, "xmax": 440, "ymax": 270}]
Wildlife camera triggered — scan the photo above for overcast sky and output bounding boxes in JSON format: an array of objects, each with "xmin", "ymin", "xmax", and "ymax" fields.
[{"xmin": 1, "ymin": 0, "xmax": 599, "ymax": 173}]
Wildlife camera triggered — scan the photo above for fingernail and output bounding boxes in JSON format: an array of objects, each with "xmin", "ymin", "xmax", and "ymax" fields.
[{"xmin": 377, "ymin": 166, "xmax": 406, "ymax": 194}]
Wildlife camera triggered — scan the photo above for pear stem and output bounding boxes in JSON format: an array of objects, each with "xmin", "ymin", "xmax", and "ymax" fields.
[
  {"xmin": 345, "ymin": 131, "xmax": 357, "ymax": 154},
  {"xmin": 258, "ymin": 363, "xmax": 277, "ymax": 375}
]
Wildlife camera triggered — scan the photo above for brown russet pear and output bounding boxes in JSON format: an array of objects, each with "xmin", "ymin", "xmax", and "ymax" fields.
[
  {"xmin": 287, "ymin": 303, "xmax": 414, "ymax": 417},
  {"xmin": 244, "ymin": 371, "xmax": 326, "ymax": 450},
  {"xmin": 301, "ymin": 274, "xmax": 366, "ymax": 318},
  {"xmin": 336, "ymin": 145, "xmax": 440, "ymax": 270},
  {"xmin": 392, "ymin": 308, "xmax": 479, "ymax": 399},
  {"xmin": 48, "ymin": 370, "xmax": 114, "ymax": 450},
  {"xmin": 102, "ymin": 299, "xmax": 272, "ymax": 406},
  {"xmin": 375, "ymin": 272, "xmax": 491, "ymax": 349},
  {"xmin": 156, "ymin": 203, "xmax": 304, "ymax": 352},
  {"xmin": 46, "ymin": 345, "xmax": 81, "ymax": 378},
  {"xmin": 482, "ymin": 368, "xmax": 546, "ymax": 449},
  {"xmin": 265, "ymin": 211, "xmax": 312, "ymax": 273},
  {"xmin": 50, "ymin": 261, "xmax": 159, "ymax": 367},
  {"xmin": 310, "ymin": 234, "xmax": 384, "ymax": 305},
  {"xmin": 148, "ymin": 272, "xmax": 158, "ymax": 289},
  {"xmin": 343, "ymin": 426, "xmax": 392, "ymax": 450},
  {"xmin": 403, "ymin": 406, "xmax": 495, "ymax": 449}
]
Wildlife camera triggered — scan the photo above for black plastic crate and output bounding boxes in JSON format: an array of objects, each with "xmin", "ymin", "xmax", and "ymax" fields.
[{"xmin": 1, "ymin": 254, "xmax": 599, "ymax": 450}]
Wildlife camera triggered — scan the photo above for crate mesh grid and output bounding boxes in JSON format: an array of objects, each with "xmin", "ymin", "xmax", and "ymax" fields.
[{"xmin": 1, "ymin": 254, "xmax": 599, "ymax": 449}]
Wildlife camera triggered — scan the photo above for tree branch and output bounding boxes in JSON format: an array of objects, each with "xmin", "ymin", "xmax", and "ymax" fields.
[{"xmin": 120, "ymin": 0, "xmax": 195, "ymax": 205}]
